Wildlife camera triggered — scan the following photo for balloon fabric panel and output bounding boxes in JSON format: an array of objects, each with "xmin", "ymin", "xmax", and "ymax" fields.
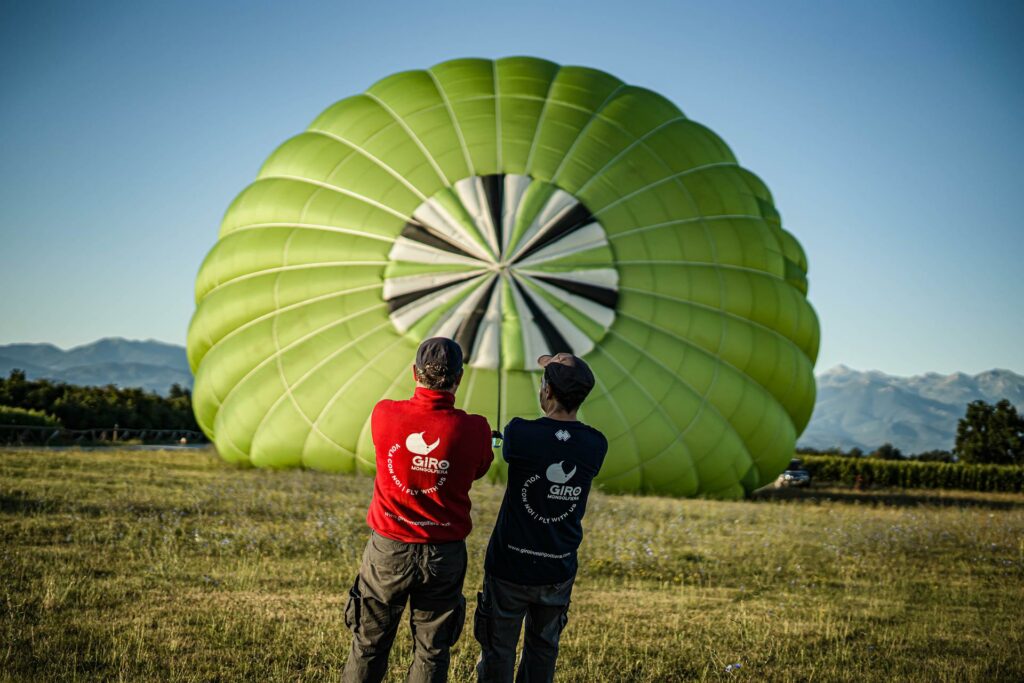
[{"xmin": 187, "ymin": 57, "xmax": 819, "ymax": 499}]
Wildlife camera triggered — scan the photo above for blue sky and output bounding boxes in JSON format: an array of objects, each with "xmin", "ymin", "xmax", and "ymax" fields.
[{"xmin": 1, "ymin": 0, "xmax": 1021, "ymax": 376}]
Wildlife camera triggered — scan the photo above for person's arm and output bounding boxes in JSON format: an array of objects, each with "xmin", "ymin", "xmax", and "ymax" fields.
[
  {"xmin": 595, "ymin": 431, "xmax": 609, "ymax": 472},
  {"xmin": 369, "ymin": 402, "xmax": 380, "ymax": 448},
  {"xmin": 473, "ymin": 416, "xmax": 494, "ymax": 480},
  {"xmin": 500, "ymin": 418, "xmax": 528, "ymax": 464}
]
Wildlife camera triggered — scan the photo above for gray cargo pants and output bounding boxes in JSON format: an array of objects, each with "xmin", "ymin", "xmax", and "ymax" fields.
[
  {"xmin": 342, "ymin": 531, "xmax": 468, "ymax": 683},
  {"xmin": 473, "ymin": 573, "xmax": 574, "ymax": 683}
]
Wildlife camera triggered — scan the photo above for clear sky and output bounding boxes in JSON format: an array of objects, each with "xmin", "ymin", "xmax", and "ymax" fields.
[{"xmin": 1, "ymin": 0, "xmax": 1021, "ymax": 376}]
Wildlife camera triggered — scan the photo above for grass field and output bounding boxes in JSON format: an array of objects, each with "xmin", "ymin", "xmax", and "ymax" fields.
[{"xmin": 2, "ymin": 447, "xmax": 1023, "ymax": 682}]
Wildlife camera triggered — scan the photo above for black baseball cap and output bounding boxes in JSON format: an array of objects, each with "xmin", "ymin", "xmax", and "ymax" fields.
[
  {"xmin": 538, "ymin": 353, "xmax": 595, "ymax": 404},
  {"xmin": 416, "ymin": 337, "xmax": 464, "ymax": 375}
]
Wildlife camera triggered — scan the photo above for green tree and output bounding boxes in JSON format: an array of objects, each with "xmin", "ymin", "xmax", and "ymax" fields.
[
  {"xmin": 955, "ymin": 399, "xmax": 1024, "ymax": 465},
  {"xmin": 0, "ymin": 405, "xmax": 60, "ymax": 428},
  {"xmin": 870, "ymin": 443, "xmax": 903, "ymax": 460},
  {"xmin": 0, "ymin": 370, "xmax": 200, "ymax": 432},
  {"xmin": 914, "ymin": 449, "xmax": 954, "ymax": 463}
]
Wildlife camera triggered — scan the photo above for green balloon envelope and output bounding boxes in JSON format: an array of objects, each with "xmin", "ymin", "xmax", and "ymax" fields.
[{"xmin": 187, "ymin": 56, "xmax": 820, "ymax": 499}]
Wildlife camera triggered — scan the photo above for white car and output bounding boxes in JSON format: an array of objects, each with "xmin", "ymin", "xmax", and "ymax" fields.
[{"xmin": 775, "ymin": 458, "xmax": 812, "ymax": 488}]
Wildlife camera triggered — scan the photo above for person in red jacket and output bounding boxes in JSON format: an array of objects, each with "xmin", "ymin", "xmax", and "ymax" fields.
[{"xmin": 343, "ymin": 337, "xmax": 494, "ymax": 683}]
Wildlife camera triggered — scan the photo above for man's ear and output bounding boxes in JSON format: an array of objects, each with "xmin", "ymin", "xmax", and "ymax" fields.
[
  {"xmin": 452, "ymin": 369, "xmax": 464, "ymax": 391},
  {"xmin": 411, "ymin": 364, "xmax": 419, "ymax": 384}
]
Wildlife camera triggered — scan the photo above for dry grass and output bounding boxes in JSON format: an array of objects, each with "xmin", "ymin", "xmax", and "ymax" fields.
[{"xmin": 2, "ymin": 447, "xmax": 1022, "ymax": 682}]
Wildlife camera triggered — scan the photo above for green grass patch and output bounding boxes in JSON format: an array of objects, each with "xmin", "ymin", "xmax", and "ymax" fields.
[{"xmin": 2, "ymin": 447, "xmax": 1023, "ymax": 681}]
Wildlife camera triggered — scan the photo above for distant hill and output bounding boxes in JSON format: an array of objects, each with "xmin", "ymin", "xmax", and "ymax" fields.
[
  {"xmin": 799, "ymin": 366, "xmax": 1024, "ymax": 454},
  {"xmin": 0, "ymin": 338, "xmax": 192, "ymax": 395}
]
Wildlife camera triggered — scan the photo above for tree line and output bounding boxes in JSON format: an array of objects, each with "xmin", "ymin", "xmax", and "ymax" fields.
[
  {"xmin": 798, "ymin": 399, "xmax": 1024, "ymax": 466},
  {"xmin": 0, "ymin": 369, "xmax": 200, "ymax": 432}
]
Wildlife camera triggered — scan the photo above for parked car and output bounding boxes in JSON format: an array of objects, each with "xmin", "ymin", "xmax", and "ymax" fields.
[{"xmin": 775, "ymin": 458, "xmax": 811, "ymax": 488}]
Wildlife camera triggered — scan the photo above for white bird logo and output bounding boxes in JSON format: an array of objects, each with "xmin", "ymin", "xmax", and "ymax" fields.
[
  {"xmin": 406, "ymin": 432, "xmax": 440, "ymax": 455},
  {"xmin": 546, "ymin": 461, "xmax": 577, "ymax": 484}
]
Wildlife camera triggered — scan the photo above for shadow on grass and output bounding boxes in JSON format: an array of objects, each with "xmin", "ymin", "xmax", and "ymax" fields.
[
  {"xmin": 0, "ymin": 491, "xmax": 108, "ymax": 518},
  {"xmin": 750, "ymin": 486, "xmax": 1024, "ymax": 510},
  {"xmin": 0, "ymin": 493, "xmax": 60, "ymax": 514}
]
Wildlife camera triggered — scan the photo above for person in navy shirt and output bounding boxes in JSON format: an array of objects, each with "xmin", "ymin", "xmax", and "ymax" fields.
[{"xmin": 475, "ymin": 353, "xmax": 607, "ymax": 683}]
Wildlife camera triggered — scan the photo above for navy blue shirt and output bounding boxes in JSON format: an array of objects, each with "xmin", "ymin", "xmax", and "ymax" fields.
[{"xmin": 484, "ymin": 416, "xmax": 608, "ymax": 585}]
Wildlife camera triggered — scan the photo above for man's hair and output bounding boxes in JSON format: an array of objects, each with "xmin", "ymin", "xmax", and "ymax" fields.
[
  {"xmin": 545, "ymin": 379, "xmax": 586, "ymax": 413},
  {"xmin": 415, "ymin": 362, "xmax": 461, "ymax": 392}
]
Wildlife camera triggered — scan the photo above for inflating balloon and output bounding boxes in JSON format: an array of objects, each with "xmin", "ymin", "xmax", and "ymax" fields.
[{"xmin": 187, "ymin": 57, "xmax": 819, "ymax": 498}]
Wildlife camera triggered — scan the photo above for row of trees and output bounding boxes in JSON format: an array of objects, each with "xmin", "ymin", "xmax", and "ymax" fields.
[
  {"xmin": 797, "ymin": 443, "xmax": 953, "ymax": 461},
  {"xmin": 798, "ymin": 399, "xmax": 1024, "ymax": 466},
  {"xmin": 0, "ymin": 369, "xmax": 200, "ymax": 432}
]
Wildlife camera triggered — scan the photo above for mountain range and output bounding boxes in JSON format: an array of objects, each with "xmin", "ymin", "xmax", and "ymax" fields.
[
  {"xmin": 798, "ymin": 365, "xmax": 1024, "ymax": 454},
  {"xmin": 1, "ymin": 339, "xmax": 1021, "ymax": 454},
  {"xmin": 0, "ymin": 338, "xmax": 192, "ymax": 395}
]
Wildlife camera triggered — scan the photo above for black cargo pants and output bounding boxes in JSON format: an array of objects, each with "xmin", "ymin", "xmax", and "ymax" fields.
[
  {"xmin": 342, "ymin": 531, "xmax": 468, "ymax": 683},
  {"xmin": 473, "ymin": 573, "xmax": 574, "ymax": 683}
]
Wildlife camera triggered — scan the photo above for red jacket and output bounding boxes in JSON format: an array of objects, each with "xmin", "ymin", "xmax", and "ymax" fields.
[{"xmin": 367, "ymin": 387, "xmax": 493, "ymax": 543}]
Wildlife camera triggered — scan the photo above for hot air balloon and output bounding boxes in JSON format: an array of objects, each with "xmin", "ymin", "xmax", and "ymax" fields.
[{"xmin": 187, "ymin": 57, "xmax": 819, "ymax": 499}]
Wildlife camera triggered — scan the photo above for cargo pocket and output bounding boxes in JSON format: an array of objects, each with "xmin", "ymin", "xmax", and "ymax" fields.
[
  {"xmin": 557, "ymin": 600, "xmax": 571, "ymax": 634},
  {"xmin": 344, "ymin": 578, "xmax": 362, "ymax": 633},
  {"xmin": 473, "ymin": 591, "xmax": 491, "ymax": 647},
  {"xmin": 369, "ymin": 531, "xmax": 412, "ymax": 574},
  {"xmin": 448, "ymin": 594, "xmax": 467, "ymax": 646}
]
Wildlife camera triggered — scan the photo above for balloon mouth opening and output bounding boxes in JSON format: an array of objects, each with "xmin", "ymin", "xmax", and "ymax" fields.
[{"xmin": 382, "ymin": 174, "xmax": 619, "ymax": 371}]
